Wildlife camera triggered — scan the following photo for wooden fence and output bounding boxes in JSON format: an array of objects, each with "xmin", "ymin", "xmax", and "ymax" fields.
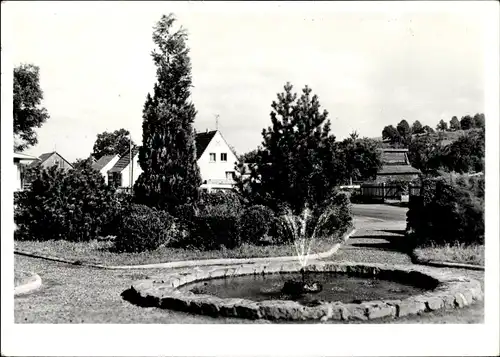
[{"xmin": 360, "ymin": 183, "xmax": 421, "ymax": 200}]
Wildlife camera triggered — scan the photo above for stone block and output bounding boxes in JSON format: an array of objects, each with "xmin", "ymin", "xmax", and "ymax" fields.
[
  {"xmin": 454, "ymin": 292, "xmax": 468, "ymax": 307},
  {"xmin": 344, "ymin": 303, "xmax": 368, "ymax": 320},
  {"xmin": 235, "ymin": 302, "xmax": 262, "ymax": 319},
  {"xmin": 365, "ymin": 303, "xmax": 396, "ymax": 320},
  {"xmin": 397, "ymin": 300, "xmax": 426, "ymax": 317},
  {"xmin": 425, "ymin": 296, "xmax": 444, "ymax": 311},
  {"xmin": 259, "ymin": 301, "xmax": 305, "ymax": 321}
]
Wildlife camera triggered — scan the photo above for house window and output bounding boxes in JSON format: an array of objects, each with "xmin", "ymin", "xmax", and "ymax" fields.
[
  {"xmin": 209, "ymin": 153, "xmax": 216, "ymax": 162},
  {"xmin": 221, "ymin": 153, "xmax": 227, "ymax": 162},
  {"xmin": 226, "ymin": 171, "xmax": 235, "ymax": 180},
  {"xmin": 54, "ymin": 160, "xmax": 60, "ymax": 168}
]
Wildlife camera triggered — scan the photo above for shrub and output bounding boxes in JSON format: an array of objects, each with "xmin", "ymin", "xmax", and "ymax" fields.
[
  {"xmin": 113, "ymin": 204, "xmax": 173, "ymax": 253},
  {"xmin": 406, "ymin": 174, "xmax": 484, "ymax": 247},
  {"xmin": 14, "ymin": 166, "xmax": 119, "ymax": 242},
  {"xmin": 185, "ymin": 215, "xmax": 241, "ymax": 250},
  {"xmin": 238, "ymin": 205, "xmax": 276, "ymax": 245},
  {"xmin": 197, "ymin": 190, "xmax": 244, "ymax": 217},
  {"xmin": 313, "ymin": 191, "xmax": 353, "ymax": 240}
]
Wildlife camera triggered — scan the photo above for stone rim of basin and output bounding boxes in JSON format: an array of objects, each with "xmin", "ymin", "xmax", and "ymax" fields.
[{"xmin": 123, "ymin": 262, "xmax": 484, "ymax": 321}]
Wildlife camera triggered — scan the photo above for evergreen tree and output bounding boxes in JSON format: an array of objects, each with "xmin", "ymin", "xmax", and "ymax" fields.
[
  {"xmin": 134, "ymin": 14, "xmax": 201, "ymax": 212},
  {"xmin": 472, "ymin": 113, "xmax": 485, "ymax": 129},
  {"xmin": 240, "ymin": 83, "xmax": 341, "ymax": 214},
  {"xmin": 382, "ymin": 125, "xmax": 400, "ymax": 145}
]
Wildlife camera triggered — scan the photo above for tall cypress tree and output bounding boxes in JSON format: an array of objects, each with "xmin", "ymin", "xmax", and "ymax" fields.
[{"xmin": 134, "ymin": 14, "xmax": 201, "ymax": 212}]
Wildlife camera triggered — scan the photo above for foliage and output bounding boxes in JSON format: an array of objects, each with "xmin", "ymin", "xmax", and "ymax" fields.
[
  {"xmin": 113, "ymin": 204, "xmax": 173, "ymax": 253},
  {"xmin": 459, "ymin": 115, "xmax": 473, "ymax": 130},
  {"xmin": 92, "ymin": 129, "xmax": 134, "ymax": 160},
  {"xmin": 182, "ymin": 216, "xmax": 241, "ymax": 250},
  {"xmin": 335, "ymin": 137, "xmax": 382, "ymax": 183},
  {"xmin": 311, "ymin": 191, "xmax": 353, "ymax": 240},
  {"xmin": 449, "ymin": 116, "xmax": 460, "ymax": 131},
  {"xmin": 472, "ymin": 113, "xmax": 485, "ymax": 129},
  {"xmin": 411, "ymin": 120, "xmax": 424, "ymax": 134},
  {"xmin": 407, "ymin": 134, "xmax": 446, "ymax": 173},
  {"xmin": 406, "ymin": 174, "xmax": 484, "ymax": 247},
  {"xmin": 134, "ymin": 14, "xmax": 202, "ymax": 214},
  {"xmin": 72, "ymin": 157, "xmax": 95, "ymax": 171},
  {"xmin": 14, "ymin": 166, "xmax": 119, "ymax": 242},
  {"xmin": 396, "ymin": 119, "xmax": 411, "ymax": 147},
  {"xmin": 442, "ymin": 130, "xmax": 485, "ymax": 173},
  {"xmin": 197, "ymin": 190, "xmax": 245, "ymax": 216},
  {"xmin": 239, "ymin": 148, "xmax": 261, "ymax": 163},
  {"xmin": 422, "ymin": 125, "xmax": 434, "ymax": 134},
  {"xmin": 436, "ymin": 119, "xmax": 448, "ymax": 131},
  {"xmin": 382, "ymin": 125, "xmax": 400, "ymax": 145},
  {"xmin": 238, "ymin": 205, "xmax": 276, "ymax": 245},
  {"xmin": 236, "ymin": 82, "xmax": 342, "ymax": 214},
  {"xmin": 13, "ymin": 64, "xmax": 50, "ymax": 152}
]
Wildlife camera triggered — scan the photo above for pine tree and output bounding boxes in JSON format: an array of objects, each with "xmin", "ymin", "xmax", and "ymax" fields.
[
  {"xmin": 134, "ymin": 14, "xmax": 201, "ymax": 213},
  {"xmin": 450, "ymin": 116, "xmax": 460, "ymax": 131},
  {"xmin": 436, "ymin": 119, "xmax": 448, "ymax": 131},
  {"xmin": 242, "ymin": 83, "xmax": 340, "ymax": 214}
]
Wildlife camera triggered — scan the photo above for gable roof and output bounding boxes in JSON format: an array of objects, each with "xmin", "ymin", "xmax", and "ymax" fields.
[
  {"xmin": 92, "ymin": 155, "xmax": 118, "ymax": 171},
  {"xmin": 14, "ymin": 152, "xmax": 39, "ymax": 161},
  {"xmin": 376, "ymin": 148, "xmax": 421, "ymax": 175},
  {"xmin": 195, "ymin": 130, "xmax": 217, "ymax": 160},
  {"xmin": 108, "ymin": 147, "xmax": 140, "ymax": 173},
  {"xmin": 28, "ymin": 152, "xmax": 73, "ymax": 169}
]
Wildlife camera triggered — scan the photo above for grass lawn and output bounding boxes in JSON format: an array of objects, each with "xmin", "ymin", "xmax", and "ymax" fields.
[
  {"xmin": 413, "ymin": 243, "xmax": 485, "ymax": 266},
  {"xmin": 14, "ymin": 237, "xmax": 337, "ymax": 266}
]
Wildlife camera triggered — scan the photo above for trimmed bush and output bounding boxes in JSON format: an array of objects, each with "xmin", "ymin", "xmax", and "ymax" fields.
[
  {"xmin": 14, "ymin": 166, "xmax": 120, "ymax": 242},
  {"xmin": 238, "ymin": 205, "xmax": 276, "ymax": 244},
  {"xmin": 113, "ymin": 204, "xmax": 173, "ymax": 253},
  {"xmin": 186, "ymin": 215, "xmax": 241, "ymax": 250},
  {"xmin": 197, "ymin": 190, "xmax": 244, "ymax": 217},
  {"xmin": 407, "ymin": 174, "xmax": 484, "ymax": 247}
]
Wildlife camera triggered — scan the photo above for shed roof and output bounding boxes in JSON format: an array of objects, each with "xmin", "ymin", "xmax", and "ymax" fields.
[{"xmin": 108, "ymin": 147, "xmax": 140, "ymax": 173}]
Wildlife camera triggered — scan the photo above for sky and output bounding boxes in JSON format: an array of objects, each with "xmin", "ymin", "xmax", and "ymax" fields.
[{"xmin": 5, "ymin": 1, "xmax": 487, "ymax": 162}]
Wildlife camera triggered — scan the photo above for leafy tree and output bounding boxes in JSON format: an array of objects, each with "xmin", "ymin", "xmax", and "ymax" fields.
[
  {"xmin": 13, "ymin": 64, "xmax": 50, "ymax": 152},
  {"xmin": 436, "ymin": 119, "xmax": 448, "ymax": 131},
  {"xmin": 460, "ymin": 115, "xmax": 474, "ymax": 130},
  {"xmin": 238, "ymin": 82, "xmax": 341, "ymax": 214},
  {"xmin": 72, "ymin": 157, "xmax": 95, "ymax": 171},
  {"xmin": 422, "ymin": 125, "xmax": 435, "ymax": 134},
  {"xmin": 407, "ymin": 135, "xmax": 446, "ymax": 173},
  {"xmin": 134, "ymin": 14, "xmax": 202, "ymax": 213},
  {"xmin": 239, "ymin": 148, "xmax": 261, "ymax": 163},
  {"xmin": 472, "ymin": 113, "xmax": 485, "ymax": 129},
  {"xmin": 449, "ymin": 116, "xmax": 460, "ymax": 131},
  {"xmin": 336, "ymin": 137, "xmax": 382, "ymax": 183},
  {"xmin": 382, "ymin": 125, "xmax": 400, "ymax": 145},
  {"xmin": 92, "ymin": 129, "xmax": 134, "ymax": 160},
  {"xmin": 443, "ymin": 130, "xmax": 485, "ymax": 173},
  {"xmin": 411, "ymin": 120, "xmax": 424, "ymax": 134},
  {"xmin": 396, "ymin": 119, "xmax": 411, "ymax": 146}
]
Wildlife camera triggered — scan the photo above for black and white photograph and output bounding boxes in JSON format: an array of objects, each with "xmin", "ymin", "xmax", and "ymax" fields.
[{"xmin": 2, "ymin": 1, "xmax": 499, "ymax": 356}]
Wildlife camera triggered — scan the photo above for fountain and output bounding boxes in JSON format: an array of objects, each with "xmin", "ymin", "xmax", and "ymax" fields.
[{"xmin": 123, "ymin": 205, "xmax": 483, "ymax": 321}]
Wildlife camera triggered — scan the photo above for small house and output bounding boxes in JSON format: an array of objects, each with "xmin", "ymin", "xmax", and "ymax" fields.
[
  {"xmin": 91, "ymin": 154, "xmax": 120, "ymax": 185},
  {"xmin": 107, "ymin": 146, "xmax": 142, "ymax": 191},
  {"xmin": 375, "ymin": 148, "xmax": 421, "ymax": 182},
  {"xmin": 28, "ymin": 151, "xmax": 73, "ymax": 171}
]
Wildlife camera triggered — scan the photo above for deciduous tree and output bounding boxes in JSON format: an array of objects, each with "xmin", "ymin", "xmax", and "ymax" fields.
[
  {"xmin": 13, "ymin": 64, "xmax": 50, "ymax": 152},
  {"xmin": 92, "ymin": 129, "xmax": 134, "ymax": 160}
]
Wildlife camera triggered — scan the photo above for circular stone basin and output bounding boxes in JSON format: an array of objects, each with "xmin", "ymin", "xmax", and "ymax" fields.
[
  {"xmin": 125, "ymin": 262, "xmax": 483, "ymax": 321},
  {"xmin": 180, "ymin": 272, "xmax": 432, "ymax": 307}
]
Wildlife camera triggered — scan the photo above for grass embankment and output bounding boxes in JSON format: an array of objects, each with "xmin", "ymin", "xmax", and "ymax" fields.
[
  {"xmin": 413, "ymin": 243, "xmax": 484, "ymax": 266},
  {"xmin": 14, "ymin": 237, "xmax": 337, "ymax": 266}
]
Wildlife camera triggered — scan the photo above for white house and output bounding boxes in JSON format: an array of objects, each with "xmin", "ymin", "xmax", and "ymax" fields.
[
  {"xmin": 196, "ymin": 130, "xmax": 239, "ymax": 192},
  {"xmin": 105, "ymin": 130, "xmax": 239, "ymax": 192},
  {"xmin": 107, "ymin": 146, "xmax": 142, "ymax": 190},
  {"xmin": 91, "ymin": 154, "xmax": 120, "ymax": 185},
  {"xmin": 13, "ymin": 152, "xmax": 39, "ymax": 191}
]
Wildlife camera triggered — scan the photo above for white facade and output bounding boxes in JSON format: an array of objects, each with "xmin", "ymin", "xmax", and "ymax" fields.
[
  {"xmin": 99, "ymin": 156, "xmax": 120, "ymax": 185},
  {"xmin": 197, "ymin": 130, "xmax": 239, "ymax": 184},
  {"xmin": 120, "ymin": 153, "xmax": 143, "ymax": 189}
]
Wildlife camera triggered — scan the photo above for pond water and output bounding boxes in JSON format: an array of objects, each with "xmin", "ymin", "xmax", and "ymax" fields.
[{"xmin": 181, "ymin": 272, "xmax": 431, "ymax": 307}]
